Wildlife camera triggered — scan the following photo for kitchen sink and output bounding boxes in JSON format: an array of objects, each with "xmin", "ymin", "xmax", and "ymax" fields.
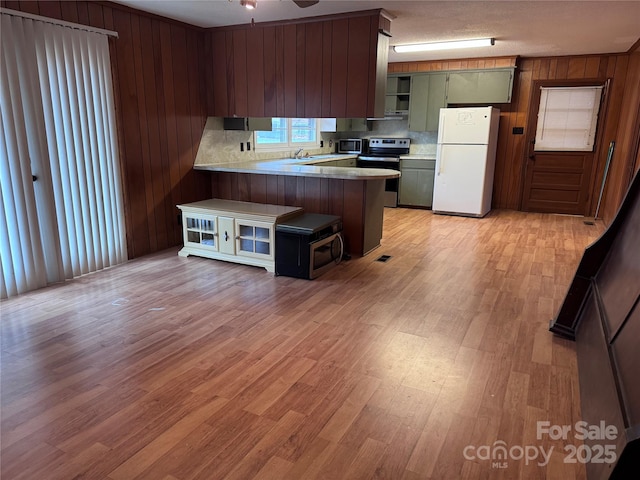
[{"xmin": 304, "ymin": 154, "xmax": 339, "ymax": 159}]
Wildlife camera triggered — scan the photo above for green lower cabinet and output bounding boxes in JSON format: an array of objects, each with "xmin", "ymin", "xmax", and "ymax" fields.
[
  {"xmin": 336, "ymin": 158, "xmax": 357, "ymax": 167},
  {"xmin": 399, "ymin": 159, "xmax": 436, "ymax": 207}
]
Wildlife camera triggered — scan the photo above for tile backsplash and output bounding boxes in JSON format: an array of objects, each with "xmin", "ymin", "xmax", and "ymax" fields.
[
  {"xmin": 195, "ymin": 117, "xmax": 336, "ymax": 166},
  {"xmin": 332, "ymin": 119, "xmax": 437, "ymax": 155},
  {"xmin": 194, "ymin": 117, "xmax": 437, "ymax": 166}
]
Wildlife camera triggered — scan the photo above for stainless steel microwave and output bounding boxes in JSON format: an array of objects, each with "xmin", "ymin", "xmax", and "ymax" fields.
[{"xmin": 338, "ymin": 138, "xmax": 364, "ymax": 154}]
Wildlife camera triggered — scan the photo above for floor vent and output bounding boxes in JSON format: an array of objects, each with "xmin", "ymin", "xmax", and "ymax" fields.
[{"xmin": 376, "ymin": 255, "xmax": 391, "ymax": 262}]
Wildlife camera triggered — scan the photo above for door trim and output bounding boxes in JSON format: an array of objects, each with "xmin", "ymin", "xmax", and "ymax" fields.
[{"xmin": 520, "ymin": 78, "xmax": 611, "ymax": 215}]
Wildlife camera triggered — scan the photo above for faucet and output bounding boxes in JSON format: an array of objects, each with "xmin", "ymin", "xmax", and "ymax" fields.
[{"xmin": 294, "ymin": 148, "xmax": 304, "ymax": 159}]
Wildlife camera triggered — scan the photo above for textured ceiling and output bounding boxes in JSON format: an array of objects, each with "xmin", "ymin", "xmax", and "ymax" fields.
[{"xmin": 112, "ymin": 0, "xmax": 640, "ymax": 62}]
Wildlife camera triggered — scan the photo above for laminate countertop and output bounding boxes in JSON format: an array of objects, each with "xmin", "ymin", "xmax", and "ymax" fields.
[
  {"xmin": 400, "ymin": 154, "xmax": 437, "ymax": 160},
  {"xmin": 194, "ymin": 154, "xmax": 400, "ymax": 181}
]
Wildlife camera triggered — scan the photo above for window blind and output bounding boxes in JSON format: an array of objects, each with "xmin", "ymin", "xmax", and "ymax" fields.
[{"xmin": 535, "ymin": 86, "xmax": 604, "ymax": 152}]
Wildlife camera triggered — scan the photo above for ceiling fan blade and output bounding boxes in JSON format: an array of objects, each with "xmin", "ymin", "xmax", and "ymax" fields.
[{"xmin": 292, "ymin": 0, "xmax": 319, "ymax": 7}]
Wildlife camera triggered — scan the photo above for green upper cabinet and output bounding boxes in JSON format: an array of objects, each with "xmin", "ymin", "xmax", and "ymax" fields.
[
  {"xmin": 408, "ymin": 73, "xmax": 447, "ymax": 132},
  {"xmin": 385, "ymin": 74, "xmax": 411, "ymax": 115},
  {"xmin": 446, "ymin": 68, "xmax": 514, "ymax": 104},
  {"xmin": 388, "ymin": 67, "xmax": 515, "ymax": 130}
]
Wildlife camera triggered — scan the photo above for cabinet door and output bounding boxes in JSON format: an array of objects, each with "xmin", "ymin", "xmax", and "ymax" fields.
[
  {"xmin": 447, "ymin": 69, "xmax": 514, "ymax": 104},
  {"xmin": 235, "ymin": 219, "xmax": 273, "ymax": 259},
  {"xmin": 408, "ymin": 73, "xmax": 447, "ymax": 132},
  {"xmin": 232, "ymin": 29, "xmax": 249, "ymax": 116},
  {"xmin": 408, "ymin": 74, "xmax": 429, "ymax": 131},
  {"xmin": 425, "ymin": 73, "xmax": 447, "ymax": 131},
  {"xmin": 183, "ymin": 214, "xmax": 218, "ymax": 250},
  {"xmin": 246, "ymin": 118, "xmax": 272, "ymax": 131},
  {"xmin": 399, "ymin": 165, "xmax": 436, "ymax": 207},
  {"xmin": 218, "ymin": 216, "xmax": 236, "ymax": 255},
  {"xmin": 349, "ymin": 118, "xmax": 369, "ymax": 132},
  {"xmin": 336, "ymin": 158, "xmax": 357, "ymax": 167},
  {"xmin": 336, "ymin": 119, "xmax": 351, "ymax": 131}
]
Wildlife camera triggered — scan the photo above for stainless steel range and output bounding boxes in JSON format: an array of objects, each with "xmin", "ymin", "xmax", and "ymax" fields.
[{"xmin": 357, "ymin": 137, "xmax": 410, "ymax": 207}]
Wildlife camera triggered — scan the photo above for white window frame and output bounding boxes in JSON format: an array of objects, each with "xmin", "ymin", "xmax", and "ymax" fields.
[{"xmin": 254, "ymin": 118, "xmax": 321, "ymax": 152}]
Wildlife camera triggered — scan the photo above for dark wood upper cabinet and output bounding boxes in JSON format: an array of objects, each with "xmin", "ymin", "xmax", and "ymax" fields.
[
  {"xmin": 232, "ymin": 29, "xmax": 248, "ymax": 116},
  {"xmin": 206, "ymin": 9, "xmax": 392, "ymax": 119}
]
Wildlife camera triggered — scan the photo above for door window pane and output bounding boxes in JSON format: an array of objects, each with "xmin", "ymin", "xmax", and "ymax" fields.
[{"xmin": 535, "ymin": 86, "xmax": 604, "ymax": 152}]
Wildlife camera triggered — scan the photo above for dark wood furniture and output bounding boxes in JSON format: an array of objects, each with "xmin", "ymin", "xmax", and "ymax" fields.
[{"xmin": 550, "ymin": 170, "xmax": 640, "ymax": 479}]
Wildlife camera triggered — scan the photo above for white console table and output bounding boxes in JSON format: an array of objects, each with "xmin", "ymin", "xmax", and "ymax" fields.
[{"xmin": 177, "ymin": 199, "xmax": 303, "ymax": 272}]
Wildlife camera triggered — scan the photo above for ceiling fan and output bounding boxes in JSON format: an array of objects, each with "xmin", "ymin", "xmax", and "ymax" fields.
[{"xmin": 292, "ymin": 0, "xmax": 320, "ymax": 6}]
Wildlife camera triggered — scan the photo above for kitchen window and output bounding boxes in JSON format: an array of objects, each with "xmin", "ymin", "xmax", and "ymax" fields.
[{"xmin": 255, "ymin": 118, "xmax": 319, "ymax": 151}]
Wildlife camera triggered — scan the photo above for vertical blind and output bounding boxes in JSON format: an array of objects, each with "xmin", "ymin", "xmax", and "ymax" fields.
[{"xmin": 0, "ymin": 12, "xmax": 126, "ymax": 299}]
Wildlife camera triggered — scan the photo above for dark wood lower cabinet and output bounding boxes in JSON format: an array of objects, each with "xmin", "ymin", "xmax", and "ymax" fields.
[
  {"xmin": 551, "ymin": 170, "xmax": 640, "ymax": 479},
  {"xmin": 210, "ymin": 172, "xmax": 385, "ymax": 257}
]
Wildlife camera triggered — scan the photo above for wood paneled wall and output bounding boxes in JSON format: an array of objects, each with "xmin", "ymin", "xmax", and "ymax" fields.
[
  {"xmin": 600, "ymin": 50, "xmax": 640, "ymax": 224},
  {"xmin": 388, "ymin": 56, "xmax": 518, "ymax": 73},
  {"xmin": 1, "ymin": 0, "xmax": 210, "ymax": 259},
  {"xmin": 390, "ymin": 53, "xmax": 639, "ymax": 224}
]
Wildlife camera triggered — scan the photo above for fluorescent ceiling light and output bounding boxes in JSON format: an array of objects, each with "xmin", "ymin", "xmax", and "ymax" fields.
[
  {"xmin": 240, "ymin": 0, "xmax": 257, "ymax": 9},
  {"xmin": 394, "ymin": 38, "xmax": 495, "ymax": 53}
]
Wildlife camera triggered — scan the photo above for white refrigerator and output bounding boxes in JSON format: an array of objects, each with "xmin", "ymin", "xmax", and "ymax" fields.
[{"xmin": 433, "ymin": 106, "xmax": 500, "ymax": 217}]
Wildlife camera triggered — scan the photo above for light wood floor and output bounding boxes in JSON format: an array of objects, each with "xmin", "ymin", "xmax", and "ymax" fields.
[{"xmin": 1, "ymin": 208, "xmax": 604, "ymax": 480}]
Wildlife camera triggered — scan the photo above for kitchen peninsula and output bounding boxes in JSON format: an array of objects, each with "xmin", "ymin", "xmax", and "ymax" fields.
[{"xmin": 194, "ymin": 154, "xmax": 399, "ymax": 257}]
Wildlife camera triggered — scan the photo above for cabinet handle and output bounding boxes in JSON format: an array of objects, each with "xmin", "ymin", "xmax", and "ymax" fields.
[{"xmin": 224, "ymin": 231, "xmax": 229, "ymax": 241}]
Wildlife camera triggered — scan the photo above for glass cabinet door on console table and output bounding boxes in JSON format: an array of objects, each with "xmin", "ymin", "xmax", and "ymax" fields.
[
  {"xmin": 177, "ymin": 199, "xmax": 303, "ymax": 272},
  {"xmin": 183, "ymin": 214, "xmax": 218, "ymax": 250},
  {"xmin": 236, "ymin": 220, "xmax": 273, "ymax": 259}
]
